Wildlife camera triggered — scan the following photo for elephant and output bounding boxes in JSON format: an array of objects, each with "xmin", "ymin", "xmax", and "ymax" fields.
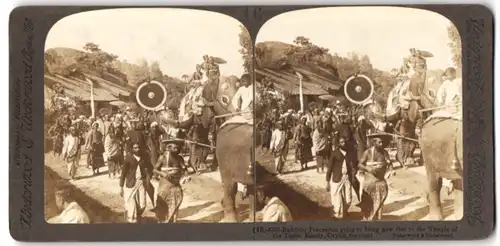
[
  {"xmin": 419, "ymin": 117, "xmax": 463, "ymax": 220},
  {"xmin": 385, "ymin": 68, "xmax": 444, "ymax": 126},
  {"xmin": 156, "ymin": 73, "xmax": 257, "ymax": 222},
  {"xmin": 216, "ymin": 123, "xmax": 255, "ymax": 222},
  {"xmin": 157, "ymin": 74, "xmax": 240, "ymax": 172},
  {"xmin": 364, "ymin": 95, "xmax": 463, "ymax": 221}
]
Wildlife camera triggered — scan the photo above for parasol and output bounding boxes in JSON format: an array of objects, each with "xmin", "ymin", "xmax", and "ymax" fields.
[
  {"xmin": 410, "ymin": 49, "xmax": 433, "ymax": 58},
  {"xmin": 417, "ymin": 50, "xmax": 434, "ymax": 58},
  {"xmin": 211, "ymin": 56, "xmax": 227, "ymax": 64}
]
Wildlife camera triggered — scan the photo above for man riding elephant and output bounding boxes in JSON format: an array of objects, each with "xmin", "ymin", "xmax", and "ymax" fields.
[
  {"xmin": 403, "ymin": 48, "xmax": 433, "ymax": 123},
  {"xmin": 232, "ymin": 74, "xmax": 253, "ymax": 119},
  {"xmin": 369, "ymin": 63, "xmax": 464, "ymax": 220},
  {"xmin": 435, "ymin": 67, "xmax": 462, "ymax": 116}
]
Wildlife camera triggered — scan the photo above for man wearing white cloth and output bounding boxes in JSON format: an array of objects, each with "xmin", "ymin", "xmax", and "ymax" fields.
[
  {"xmin": 269, "ymin": 121, "xmax": 289, "ymax": 175},
  {"xmin": 435, "ymin": 67, "xmax": 462, "ymax": 116},
  {"xmin": 119, "ymin": 142, "xmax": 150, "ymax": 223},
  {"xmin": 325, "ymin": 137, "xmax": 355, "ymax": 219},
  {"xmin": 47, "ymin": 184, "xmax": 90, "ymax": 224},
  {"xmin": 232, "ymin": 74, "xmax": 253, "ymax": 119},
  {"xmin": 255, "ymin": 172, "xmax": 293, "ymax": 222}
]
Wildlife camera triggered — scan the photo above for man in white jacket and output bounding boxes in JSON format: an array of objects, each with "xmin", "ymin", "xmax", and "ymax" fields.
[
  {"xmin": 232, "ymin": 74, "xmax": 253, "ymax": 119},
  {"xmin": 435, "ymin": 67, "xmax": 462, "ymax": 116}
]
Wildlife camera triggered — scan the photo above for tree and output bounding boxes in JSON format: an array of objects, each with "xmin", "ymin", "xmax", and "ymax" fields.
[
  {"xmin": 44, "ymin": 50, "xmax": 57, "ymax": 73},
  {"xmin": 348, "ymin": 52, "xmax": 360, "ymax": 66},
  {"xmin": 359, "ymin": 54, "xmax": 373, "ymax": 75},
  {"xmin": 76, "ymin": 42, "xmax": 118, "ymax": 74},
  {"xmin": 83, "ymin": 42, "xmax": 101, "ymax": 53},
  {"xmin": 149, "ymin": 61, "xmax": 163, "ymax": 79},
  {"xmin": 238, "ymin": 25, "xmax": 253, "ymax": 73},
  {"xmin": 288, "ymin": 36, "xmax": 329, "ymax": 63},
  {"xmin": 447, "ymin": 23, "xmax": 461, "ymax": 68}
]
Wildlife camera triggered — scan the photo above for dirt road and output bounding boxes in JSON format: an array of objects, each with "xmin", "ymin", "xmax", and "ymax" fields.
[
  {"xmin": 45, "ymin": 147, "xmax": 459, "ymax": 223},
  {"xmin": 44, "ymin": 154, "xmax": 250, "ymax": 223},
  {"xmin": 258, "ymin": 147, "xmax": 459, "ymax": 221}
]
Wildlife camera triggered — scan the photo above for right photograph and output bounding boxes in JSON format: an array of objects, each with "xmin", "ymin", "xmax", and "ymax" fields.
[{"xmin": 253, "ymin": 6, "xmax": 463, "ymax": 222}]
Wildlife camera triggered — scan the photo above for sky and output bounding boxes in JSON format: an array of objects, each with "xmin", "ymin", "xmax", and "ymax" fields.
[
  {"xmin": 256, "ymin": 7, "xmax": 458, "ymax": 71},
  {"xmin": 45, "ymin": 8, "xmax": 245, "ymax": 77}
]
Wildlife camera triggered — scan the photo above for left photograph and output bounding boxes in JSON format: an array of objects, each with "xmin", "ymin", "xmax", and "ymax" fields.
[{"xmin": 44, "ymin": 8, "xmax": 255, "ymax": 224}]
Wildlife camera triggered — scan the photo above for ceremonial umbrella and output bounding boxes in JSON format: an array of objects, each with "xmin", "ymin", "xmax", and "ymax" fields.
[
  {"xmin": 418, "ymin": 50, "xmax": 434, "ymax": 58},
  {"xmin": 212, "ymin": 56, "xmax": 227, "ymax": 64}
]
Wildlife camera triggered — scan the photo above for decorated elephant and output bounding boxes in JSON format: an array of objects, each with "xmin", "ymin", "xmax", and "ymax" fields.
[
  {"xmin": 216, "ymin": 122, "xmax": 254, "ymax": 222},
  {"xmin": 385, "ymin": 66, "xmax": 445, "ymax": 126},
  {"xmin": 153, "ymin": 72, "xmax": 240, "ymax": 171},
  {"xmin": 149, "ymin": 70, "xmax": 256, "ymax": 222},
  {"xmin": 349, "ymin": 65, "xmax": 463, "ymax": 221},
  {"xmin": 399, "ymin": 62, "xmax": 463, "ymax": 220},
  {"xmin": 420, "ymin": 117, "xmax": 463, "ymax": 220}
]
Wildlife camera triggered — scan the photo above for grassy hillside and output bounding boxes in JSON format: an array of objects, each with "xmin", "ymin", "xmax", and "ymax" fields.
[{"xmin": 255, "ymin": 41, "xmax": 341, "ymax": 84}]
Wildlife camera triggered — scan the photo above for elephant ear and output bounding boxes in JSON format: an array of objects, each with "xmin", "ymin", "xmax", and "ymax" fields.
[
  {"xmin": 216, "ymin": 75, "xmax": 239, "ymax": 111},
  {"xmin": 428, "ymin": 89, "xmax": 436, "ymax": 98}
]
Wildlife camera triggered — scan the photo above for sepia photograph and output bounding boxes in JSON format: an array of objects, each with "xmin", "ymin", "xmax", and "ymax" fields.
[
  {"xmin": 254, "ymin": 6, "xmax": 462, "ymax": 222},
  {"xmin": 44, "ymin": 8, "xmax": 254, "ymax": 224}
]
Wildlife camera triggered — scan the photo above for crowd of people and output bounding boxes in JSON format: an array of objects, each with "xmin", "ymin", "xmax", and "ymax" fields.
[
  {"xmin": 48, "ymin": 101, "xmax": 202, "ymax": 223},
  {"xmin": 256, "ymin": 102, "xmax": 395, "ymax": 220},
  {"xmin": 254, "ymin": 58, "xmax": 462, "ymax": 221},
  {"xmin": 46, "ymin": 55, "xmax": 256, "ymax": 224},
  {"xmin": 46, "ymin": 48, "xmax": 463, "ymax": 223}
]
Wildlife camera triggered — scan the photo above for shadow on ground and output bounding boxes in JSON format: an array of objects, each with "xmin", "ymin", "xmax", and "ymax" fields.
[
  {"xmin": 44, "ymin": 166, "xmax": 124, "ymax": 223},
  {"xmin": 382, "ymin": 199, "xmax": 454, "ymax": 221}
]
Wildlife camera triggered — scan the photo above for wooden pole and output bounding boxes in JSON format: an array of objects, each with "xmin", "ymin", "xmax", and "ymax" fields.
[
  {"xmin": 213, "ymin": 110, "xmax": 252, "ymax": 119},
  {"xmin": 296, "ymin": 72, "xmax": 304, "ymax": 112},
  {"xmin": 86, "ymin": 77, "xmax": 95, "ymax": 118},
  {"xmin": 376, "ymin": 132, "xmax": 419, "ymax": 142},
  {"xmin": 419, "ymin": 103, "xmax": 462, "ymax": 112}
]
